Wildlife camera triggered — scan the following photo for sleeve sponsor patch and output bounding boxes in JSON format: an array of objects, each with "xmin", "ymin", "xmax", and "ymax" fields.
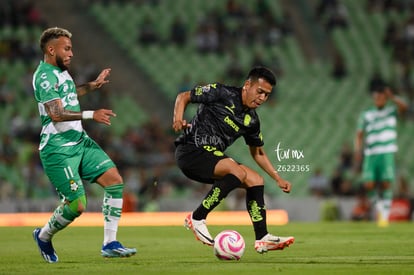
[{"xmin": 194, "ymin": 83, "xmax": 217, "ymax": 96}]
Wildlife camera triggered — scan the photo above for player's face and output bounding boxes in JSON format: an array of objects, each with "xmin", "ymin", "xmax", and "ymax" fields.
[
  {"xmin": 373, "ymin": 92, "xmax": 387, "ymax": 108},
  {"xmin": 50, "ymin": 36, "xmax": 73, "ymax": 71},
  {"xmin": 242, "ymin": 78, "xmax": 272, "ymax": 109}
]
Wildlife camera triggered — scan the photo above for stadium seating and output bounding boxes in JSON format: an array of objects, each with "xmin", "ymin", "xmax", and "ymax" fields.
[{"xmin": 87, "ymin": 0, "xmax": 414, "ymax": 197}]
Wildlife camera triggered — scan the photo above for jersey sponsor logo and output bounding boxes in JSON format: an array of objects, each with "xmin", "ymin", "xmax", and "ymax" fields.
[
  {"xmin": 62, "ymin": 92, "xmax": 79, "ymax": 107},
  {"xmin": 54, "ymin": 69, "xmax": 73, "ymax": 85},
  {"xmin": 62, "ymin": 83, "xmax": 69, "ymax": 93},
  {"xmin": 39, "ymin": 72, "xmax": 53, "ymax": 92},
  {"xmin": 40, "ymin": 80, "xmax": 51, "ymax": 90},
  {"xmin": 224, "ymin": 116, "xmax": 239, "ymax": 132}
]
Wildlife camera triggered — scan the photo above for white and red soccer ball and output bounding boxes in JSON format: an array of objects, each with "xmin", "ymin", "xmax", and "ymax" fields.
[{"xmin": 213, "ymin": 230, "xmax": 245, "ymax": 260}]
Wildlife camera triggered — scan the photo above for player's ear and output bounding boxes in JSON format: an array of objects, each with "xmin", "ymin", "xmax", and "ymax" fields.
[
  {"xmin": 47, "ymin": 45, "xmax": 55, "ymax": 56},
  {"xmin": 243, "ymin": 79, "xmax": 251, "ymax": 90}
]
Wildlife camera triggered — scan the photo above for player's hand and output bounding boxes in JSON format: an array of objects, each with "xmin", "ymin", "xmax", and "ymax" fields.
[
  {"xmin": 93, "ymin": 109, "xmax": 116, "ymax": 125},
  {"xmin": 277, "ymin": 178, "xmax": 291, "ymax": 193},
  {"xmin": 91, "ymin": 68, "xmax": 111, "ymax": 89},
  {"xmin": 173, "ymin": 120, "xmax": 191, "ymax": 132}
]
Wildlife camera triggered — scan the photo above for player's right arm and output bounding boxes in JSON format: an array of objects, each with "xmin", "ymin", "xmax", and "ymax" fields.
[
  {"xmin": 172, "ymin": 91, "xmax": 191, "ymax": 132},
  {"xmin": 354, "ymin": 129, "xmax": 364, "ymax": 172},
  {"xmin": 44, "ymin": 99, "xmax": 116, "ymax": 126},
  {"xmin": 353, "ymin": 111, "xmax": 366, "ymax": 172}
]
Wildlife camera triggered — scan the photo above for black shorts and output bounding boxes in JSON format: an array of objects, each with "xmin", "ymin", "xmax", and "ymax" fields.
[{"xmin": 175, "ymin": 143, "xmax": 228, "ymax": 184}]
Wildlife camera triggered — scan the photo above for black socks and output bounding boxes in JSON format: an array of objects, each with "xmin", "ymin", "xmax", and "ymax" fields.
[
  {"xmin": 192, "ymin": 174, "xmax": 241, "ymax": 220},
  {"xmin": 246, "ymin": 185, "xmax": 267, "ymax": 240}
]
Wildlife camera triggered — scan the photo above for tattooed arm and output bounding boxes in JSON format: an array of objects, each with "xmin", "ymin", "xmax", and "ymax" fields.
[{"xmin": 45, "ymin": 99, "xmax": 116, "ymax": 126}]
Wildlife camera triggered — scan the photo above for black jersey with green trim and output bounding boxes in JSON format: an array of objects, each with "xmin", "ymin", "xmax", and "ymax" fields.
[{"xmin": 175, "ymin": 83, "xmax": 264, "ymax": 151}]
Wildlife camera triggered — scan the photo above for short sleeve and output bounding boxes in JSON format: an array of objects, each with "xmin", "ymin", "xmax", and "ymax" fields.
[
  {"xmin": 356, "ymin": 112, "xmax": 365, "ymax": 131},
  {"xmin": 243, "ymin": 122, "xmax": 264, "ymax": 147},
  {"xmin": 190, "ymin": 83, "xmax": 222, "ymax": 103},
  {"xmin": 34, "ymin": 70, "xmax": 59, "ymax": 103}
]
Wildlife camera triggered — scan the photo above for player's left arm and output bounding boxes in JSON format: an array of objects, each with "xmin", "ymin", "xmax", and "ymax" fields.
[
  {"xmin": 385, "ymin": 87, "xmax": 408, "ymax": 115},
  {"xmin": 76, "ymin": 68, "xmax": 111, "ymax": 96},
  {"xmin": 249, "ymin": 145, "xmax": 291, "ymax": 193}
]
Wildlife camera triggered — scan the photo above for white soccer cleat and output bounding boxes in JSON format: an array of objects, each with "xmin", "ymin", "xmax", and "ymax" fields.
[
  {"xmin": 255, "ymin": 233, "xmax": 294, "ymax": 254},
  {"xmin": 184, "ymin": 213, "xmax": 214, "ymax": 246}
]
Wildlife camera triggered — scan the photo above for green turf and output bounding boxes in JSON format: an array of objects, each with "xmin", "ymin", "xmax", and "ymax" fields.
[{"xmin": 1, "ymin": 222, "xmax": 413, "ymax": 274}]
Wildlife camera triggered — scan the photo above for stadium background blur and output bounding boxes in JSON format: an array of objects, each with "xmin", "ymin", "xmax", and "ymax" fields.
[{"xmin": 0, "ymin": 0, "xmax": 413, "ymax": 221}]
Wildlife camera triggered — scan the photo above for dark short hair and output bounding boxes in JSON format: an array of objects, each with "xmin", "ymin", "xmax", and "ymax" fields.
[
  {"xmin": 370, "ymin": 84, "xmax": 387, "ymax": 94},
  {"xmin": 39, "ymin": 27, "xmax": 72, "ymax": 53},
  {"xmin": 246, "ymin": 66, "xmax": 276, "ymax": 86}
]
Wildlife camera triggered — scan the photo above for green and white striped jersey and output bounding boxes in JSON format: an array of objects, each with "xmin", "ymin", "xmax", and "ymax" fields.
[
  {"xmin": 32, "ymin": 61, "xmax": 84, "ymax": 150},
  {"xmin": 357, "ymin": 105, "xmax": 398, "ymax": 156}
]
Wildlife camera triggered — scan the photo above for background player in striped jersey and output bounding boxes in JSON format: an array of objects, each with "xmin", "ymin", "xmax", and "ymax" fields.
[{"xmin": 354, "ymin": 85, "xmax": 408, "ymax": 227}]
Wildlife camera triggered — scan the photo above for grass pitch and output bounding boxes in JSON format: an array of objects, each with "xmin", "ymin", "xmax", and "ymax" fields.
[{"xmin": 1, "ymin": 222, "xmax": 413, "ymax": 274}]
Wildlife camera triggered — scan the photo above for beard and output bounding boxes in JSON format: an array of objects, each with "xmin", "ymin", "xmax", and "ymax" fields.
[{"xmin": 56, "ymin": 55, "xmax": 69, "ymax": 71}]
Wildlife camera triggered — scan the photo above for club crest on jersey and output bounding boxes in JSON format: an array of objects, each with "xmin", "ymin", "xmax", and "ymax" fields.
[
  {"xmin": 244, "ymin": 114, "xmax": 251, "ymax": 126},
  {"xmin": 69, "ymin": 180, "xmax": 79, "ymax": 191}
]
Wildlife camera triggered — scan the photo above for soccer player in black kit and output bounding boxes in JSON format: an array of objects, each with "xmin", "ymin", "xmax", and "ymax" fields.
[{"xmin": 173, "ymin": 67, "xmax": 294, "ymax": 253}]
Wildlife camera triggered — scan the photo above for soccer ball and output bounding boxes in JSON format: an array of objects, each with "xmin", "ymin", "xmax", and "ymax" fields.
[{"xmin": 213, "ymin": 230, "xmax": 245, "ymax": 260}]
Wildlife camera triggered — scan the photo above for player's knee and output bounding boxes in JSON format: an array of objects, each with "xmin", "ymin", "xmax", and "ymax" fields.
[
  {"xmin": 233, "ymin": 168, "xmax": 247, "ymax": 183},
  {"xmin": 250, "ymin": 173, "xmax": 264, "ymax": 185},
  {"xmin": 107, "ymin": 172, "xmax": 123, "ymax": 185},
  {"xmin": 243, "ymin": 171, "xmax": 263, "ymax": 187},
  {"xmin": 68, "ymin": 195, "xmax": 87, "ymax": 215}
]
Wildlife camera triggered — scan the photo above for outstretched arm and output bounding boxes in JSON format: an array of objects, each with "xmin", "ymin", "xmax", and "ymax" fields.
[
  {"xmin": 76, "ymin": 68, "xmax": 111, "ymax": 96},
  {"xmin": 45, "ymin": 99, "xmax": 116, "ymax": 126},
  {"xmin": 172, "ymin": 91, "xmax": 192, "ymax": 132},
  {"xmin": 249, "ymin": 146, "xmax": 291, "ymax": 193}
]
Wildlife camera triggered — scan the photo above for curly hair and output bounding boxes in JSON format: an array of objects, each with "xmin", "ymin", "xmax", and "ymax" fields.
[{"xmin": 39, "ymin": 27, "xmax": 72, "ymax": 53}]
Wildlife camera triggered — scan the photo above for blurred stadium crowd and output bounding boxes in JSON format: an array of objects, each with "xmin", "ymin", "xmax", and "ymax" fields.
[{"xmin": 0, "ymin": 0, "xmax": 414, "ymax": 219}]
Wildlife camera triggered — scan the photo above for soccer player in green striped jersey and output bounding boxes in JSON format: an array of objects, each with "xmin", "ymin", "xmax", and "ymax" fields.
[
  {"xmin": 32, "ymin": 27, "xmax": 136, "ymax": 262},
  {"xmin": 355, "ymin": 86, "xmax": 407, "ymax": 227}
]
